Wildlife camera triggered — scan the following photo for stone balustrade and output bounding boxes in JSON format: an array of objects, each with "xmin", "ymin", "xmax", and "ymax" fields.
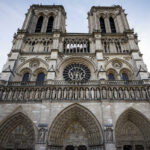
[{"xmin": 0, "ymin": 80, "xmax": 150, "ymax": 102}]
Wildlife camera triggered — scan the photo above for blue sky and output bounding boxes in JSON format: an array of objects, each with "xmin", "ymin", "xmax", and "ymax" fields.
[{"xmin": 0, "ymin": 0, "xmax": 150, "ymax": 72}]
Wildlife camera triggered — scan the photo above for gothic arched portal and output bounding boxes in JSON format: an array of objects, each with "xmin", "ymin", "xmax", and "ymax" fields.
[
  {"xmin": 115, "ymin": 108, "xmax": 150, "ymax": 150},
  {"xmin": 48, "ymin": 104, "xmax": 104, "ymax": 150},
  {"xmin": 0, "ymin": 112, "xmax": 36, "ymax": 150}
]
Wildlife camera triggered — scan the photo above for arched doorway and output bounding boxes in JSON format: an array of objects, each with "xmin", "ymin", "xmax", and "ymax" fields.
[
  {"xmin": 48, "ymin": 104, "xmax": 104, "ymax": 150},
  {"xmin": 0, "ymin": 112, "xmax": 36, "ymax": 150},
  {"xmin": 115, "ymin": 108, "xmax": 150, "ymax": 150}
]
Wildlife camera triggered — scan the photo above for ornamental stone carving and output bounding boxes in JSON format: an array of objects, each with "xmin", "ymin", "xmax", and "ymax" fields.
[
  {"xmin": 29, "ymin": 60, "xmax": 40, "ymax": 68},
  {"xmin": 104, "ymin": 125, "xmax": 113, "ymax": 143},
  {"xmin": 38, "ymin": 124, "xmax": 48, "ymax": 144}
]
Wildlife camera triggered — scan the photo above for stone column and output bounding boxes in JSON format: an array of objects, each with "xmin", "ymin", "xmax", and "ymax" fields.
[
  {"xmin": 105, "ymin": 17, "xmax": 111, "ymax": 33},
  {"xmin": 41, "ymin": 16, "xmax": 48, "ymax": 33}
]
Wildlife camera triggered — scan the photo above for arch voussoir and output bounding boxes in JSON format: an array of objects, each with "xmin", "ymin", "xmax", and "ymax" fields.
[
  {"xmin": 48, "ymin": 104, "xmax": 104, "ymax": 150},
  {"xmin": 0, "ymin": 112, "xmax": 36, "ymax": 149}
]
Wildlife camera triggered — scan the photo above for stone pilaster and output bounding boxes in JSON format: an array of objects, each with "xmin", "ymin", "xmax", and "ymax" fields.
[
  {"xmin": 116, "ymin": 14, "xmax": 124, "ymax": 33},
  {"xmin": 121, "ymin": 10, "xmax": 130, "ymax": 30},
  {"xmin": 0, "ymin": 31, "xmax": 26, "ymax": 81},
  {"xmin": 22, "ymin": 8, "xmax": 33, "ymax": 31},
  {"xmin": 104, "ymin": 125, "xmax": 116, "ymax": 150},
  {"xmin": 128, "ymin": 34, "xmax": 149, "ymax": 79},
  {"xmin": 35, "ymin": 123, "xmax": 48, "ymax": 150},
  {"xmin": 94, "ymin": 33, "xmax": 106, "ymax": 79}
]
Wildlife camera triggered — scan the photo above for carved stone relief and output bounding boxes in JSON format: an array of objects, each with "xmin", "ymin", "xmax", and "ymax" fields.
[
  {"xmin": 64, "ymin": 121, "xmax": 88, "ymax": 146},
  {"xmin": 38, "ymin": 124, "xmax": 48, "ymax": 144},
  {"xmin": 29, "ymin": 60, "xmax": 40, "ymax": 69},
  {"xmin": 104, "ymin": 125, "xmax": 113, "ymax": 143},
  {"xmin": 112, "ymin": 61, "xmax": 122, "ymax": 69}
]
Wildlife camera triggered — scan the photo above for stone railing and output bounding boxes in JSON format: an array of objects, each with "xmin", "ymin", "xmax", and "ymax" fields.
[
  {"xmin": 0, "ymin": 80, "xmax": 150, "ymax": 102},
  {"xmin": 2, "ymin": 79, "xmax": 148, "ymax": 86},
  {"xmin": 63, "ymin": 34, "xmax": 90, "ymax": 54}
]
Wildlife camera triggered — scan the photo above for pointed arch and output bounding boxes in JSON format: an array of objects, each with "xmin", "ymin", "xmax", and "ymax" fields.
[
  {"xmin": 115, "ymin": 108, "xmax": 150, "ymax": 148},
  {"xmin": 35, "ymin": 16, "xmax": 43, "ymax": 32},
  {"xmin": 109, "ymin": 17, "xmax": 116, "ymax": 33},
  {"xmin": 16, "ymin": 57, "xmax": 49, "ymax": 76},
  {"xmin": 100, "ymin": 17, "xmax": 106, "ymax": 33},
  {"xmin": 48, "ymin": 104, "xmax": 103, "ymax": 149},
  {"xmin": 105, "ymin": 58, "xmax": 134, "ymax": 73},
  {"xmin": 0, "ymin": 112, "xmax": 36, "ymax": 149},
  {"xmin": 46, "ymin": 16, "xmax": 54, "ymax": 33}
]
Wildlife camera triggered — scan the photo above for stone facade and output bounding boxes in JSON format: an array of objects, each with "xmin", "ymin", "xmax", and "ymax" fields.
[{"xmin": 0, "ymin": 4, "xmax": 150, "ymax": 150}]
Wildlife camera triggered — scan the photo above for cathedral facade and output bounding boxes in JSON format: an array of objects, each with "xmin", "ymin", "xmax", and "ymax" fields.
[{"xmin": 0, "ymin": 4, "xmax": 150, "ymax": 150}]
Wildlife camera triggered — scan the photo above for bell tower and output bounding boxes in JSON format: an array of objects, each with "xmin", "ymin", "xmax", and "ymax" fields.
[
  {"xmin": 88, "ymin": 5, "xmax": 149, "ymax": 80},
  {"xmin": 88, "ymin": 5, "xmax": 130, "ymax": 33},
  {"xmin": 22, "ymin": 5, "xmax": 66, "ymax": 33}
]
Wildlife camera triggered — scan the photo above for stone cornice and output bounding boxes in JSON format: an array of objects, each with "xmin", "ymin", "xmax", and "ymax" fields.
[
  {"xmin": 30, "ymin": 4, "xmax": 66, "ymax": 16},
  {"xmin": 89, "ymin": 5, "xmax": 122, "ymax": 15}
]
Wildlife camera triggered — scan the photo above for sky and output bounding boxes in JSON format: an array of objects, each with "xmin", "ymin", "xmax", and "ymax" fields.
[{"xmin": 0, "ymin": 0, "xmax": 150, "ymax": 72}]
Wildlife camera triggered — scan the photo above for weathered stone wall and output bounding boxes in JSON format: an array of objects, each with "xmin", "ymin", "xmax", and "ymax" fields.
[{"xmin": 0, "ymin": 101, "xmax": 150, "ymax": 150}]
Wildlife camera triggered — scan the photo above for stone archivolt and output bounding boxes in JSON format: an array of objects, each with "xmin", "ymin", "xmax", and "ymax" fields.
[
  {"xmin": 48, "ymin": 104, "xmax": 103, "ymax": 149},
  {"xmin": 0, "ymin": 112, "xmax": 36, "ymax": 149},
  {"xmin": 115, "ymin": 108, "xmax": 150, "ymax": 147}
]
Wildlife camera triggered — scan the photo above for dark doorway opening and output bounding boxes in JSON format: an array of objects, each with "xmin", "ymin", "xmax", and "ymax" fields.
[
  {"xmin": 135, "ymin": 145, "xmax": 144, "ymax": 150},
  {"xmin": 66, "ymin": 145, "xmax": 87, "ymax": 150},
  {"xmin": 78, "ymin": 145, "xmax": 87, "ymax": 150},
  {"xmin": 123, "ymin": 145, "xmax": 132, "ymax": 150},
  {"xmin": 66, "ymin": 145, "xmax": 74, "ymax": 150}
]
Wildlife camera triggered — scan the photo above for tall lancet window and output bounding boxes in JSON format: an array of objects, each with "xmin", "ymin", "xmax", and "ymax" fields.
[
  {"xmin": 108, "ymin": 73, "xmax": 115, "ymax": 80},
  {"xmin": 100, "ymin": 17, "xmax": 106, "ymax": 33},
  {"xmin": 36, "ymin": 72, "xmax": 45, "ymax": 85},
  {"xmin": 122, "ymin": 73, "xmax": 129, "ymax": 81},
  {"xmin": 35, "ymin": 16, "xmax": 43, "ymax": 33},
  {"xmin": 46, "ymin": 16, "xmax": 54, "ymax": 33},
  {"xmin": 109, "ymin": 17, "xmax": 116, "ymax": 33},
  {"xmin": 22, "ymin": 72, "xmax": 30, "ymax": 82}
]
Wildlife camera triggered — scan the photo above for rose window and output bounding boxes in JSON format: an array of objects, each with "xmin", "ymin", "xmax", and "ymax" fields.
[{"xmin": 63, "ymin": 63, "xmax": 91, "ymax": 83}]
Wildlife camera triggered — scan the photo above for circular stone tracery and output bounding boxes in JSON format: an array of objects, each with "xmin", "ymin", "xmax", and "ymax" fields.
[{"xmin": 63, "ymin": 63, "xmax": 91, "ymax": 83}]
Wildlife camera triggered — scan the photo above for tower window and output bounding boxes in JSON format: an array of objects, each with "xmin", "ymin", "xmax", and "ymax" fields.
[
  {"xmin": 46, "ymin": 16, "xmax": 54, "ymax": 33},
  {"xmin": 109, "ymin": 17, "xmax": 116, "ymax": 33},
  {"xmin": 36, "ymin": 72, "xmax": 45, "ymax": 85},
  {"xmin": 22, "ymin": 72, "xmax": 30, "ymax": 82},
  {"xmin": 108, "ymin": 73, "xmax": 115, "ymax": 80},
  {"xmin": 122, "ymin": 73, "xmax": 129, "ymax": 81},
  {"xmin": 35, "ymin": 16, "xmax": 43, "ymax": 33},
  {"xmin": 100, "ymin": 17, "xmax": 106, "ymax": 33}
]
